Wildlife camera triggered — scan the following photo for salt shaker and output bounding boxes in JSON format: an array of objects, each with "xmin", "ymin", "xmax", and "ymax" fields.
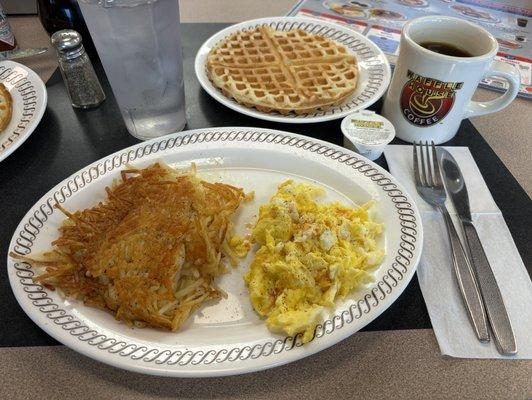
[{"xmin": 51, "ymin": 29, "xmax": 105, "ymax": 109}]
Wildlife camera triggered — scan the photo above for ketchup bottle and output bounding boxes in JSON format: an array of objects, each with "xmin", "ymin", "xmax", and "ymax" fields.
[{"xmin": 0, "ymin": 3, "xmax": 16, "ymax": 51}]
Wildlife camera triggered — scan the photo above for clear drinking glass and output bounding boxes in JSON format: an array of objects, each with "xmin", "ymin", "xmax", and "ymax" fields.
[{"xmin": 78, "ymin": 0, "xmax": 186, "ymax": 140}]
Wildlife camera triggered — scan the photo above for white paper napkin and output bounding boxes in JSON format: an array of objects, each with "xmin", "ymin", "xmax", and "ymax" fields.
[{"xmin": 384, "ymin": 145, "xmax": 532, "ymax": 359}]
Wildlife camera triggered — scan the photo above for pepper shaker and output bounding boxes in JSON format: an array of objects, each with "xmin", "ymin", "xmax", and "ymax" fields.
[{"xmin": 51, "ymin": 29, "xmax": 105, "ymax": 109}]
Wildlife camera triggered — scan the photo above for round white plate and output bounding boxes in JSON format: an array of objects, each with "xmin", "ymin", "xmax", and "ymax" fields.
[
  {"xmin": 8, "ymin": 127, "xmax": 421, "ymax": 377},
  {"xmin": 195, "ymin": 17, "xmax": 391, "ymax": 123},
  {"xmin": 0, "ymin": 61, "xmax": 47, "ymax": 162}
]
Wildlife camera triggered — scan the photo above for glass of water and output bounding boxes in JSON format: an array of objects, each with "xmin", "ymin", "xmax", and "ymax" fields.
[{"xmin": 78, "ymin": 0, "xmax": 186, "ymax": 140}]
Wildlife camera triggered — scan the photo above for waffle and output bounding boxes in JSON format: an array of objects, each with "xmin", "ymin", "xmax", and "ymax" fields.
[{"xmin": 206, "ymin": 26, "xmax": 358, "ymax": 115}]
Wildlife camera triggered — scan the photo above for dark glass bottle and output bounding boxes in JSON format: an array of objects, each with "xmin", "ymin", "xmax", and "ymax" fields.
[{"xmin": 37, "ymin": 0, "xmax": 94, "ymax": 51}]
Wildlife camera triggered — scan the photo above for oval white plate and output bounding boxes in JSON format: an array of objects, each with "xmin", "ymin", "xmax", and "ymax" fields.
[
  {"xmin": 195, "ymin": 17, "xmax": 391, "ymax": 124},
  {"xmin": 0, "ymin": 61, "xmax": 47, "ymax": 162},
  {"xmin": 8, "ymin": 127, "xmax": 421, "ymax": 377}
]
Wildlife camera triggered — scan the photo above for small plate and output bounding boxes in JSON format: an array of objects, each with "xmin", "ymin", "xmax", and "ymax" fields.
[
  {"xmin": 0, "ymin": 61, "xmax": 47, "ymax": 162},
  {"xmin": 195, "ymin": 17, "xmax": 391, "ymax": 124}
]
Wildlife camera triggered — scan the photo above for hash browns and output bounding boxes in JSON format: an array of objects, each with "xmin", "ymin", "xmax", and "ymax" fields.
[{"xmin": 11, "ymin": 163, "xmax": 248, "ymax": 331}]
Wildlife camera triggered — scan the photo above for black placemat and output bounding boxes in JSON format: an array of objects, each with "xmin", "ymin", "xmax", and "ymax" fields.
[{"xmin": 0, "ymin": 24, "xmax": 530, "ymax": 348}]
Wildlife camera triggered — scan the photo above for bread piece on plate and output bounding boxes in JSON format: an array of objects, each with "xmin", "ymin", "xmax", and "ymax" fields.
[{"xmin": 0, "ymin": 83, "xmax": 13, "ymax": 132}]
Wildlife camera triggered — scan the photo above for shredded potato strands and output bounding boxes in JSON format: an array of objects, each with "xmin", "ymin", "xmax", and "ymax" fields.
[{"xmin": 11, "ymin": 163, "xmax": 248, "ymax": 331}]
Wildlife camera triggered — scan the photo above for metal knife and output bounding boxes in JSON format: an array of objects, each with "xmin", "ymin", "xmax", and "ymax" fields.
[
  {"xmin": 439, "ymin": 148, "xmax": 517, "ymax": 355},
  {"xmin": 0, "ymin": 48, "xmax": 48, "ymax": 61}
]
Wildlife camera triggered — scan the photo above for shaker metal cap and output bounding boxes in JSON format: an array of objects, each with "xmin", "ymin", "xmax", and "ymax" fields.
[{"xmin": 51, "ymin": 29, "xmax": 85, "ymax": 59}]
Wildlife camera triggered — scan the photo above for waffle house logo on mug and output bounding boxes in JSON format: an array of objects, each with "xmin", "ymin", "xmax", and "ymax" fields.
[{"xmin": 400, "ymin": 70, "xmax": 463, "ymax": 127}]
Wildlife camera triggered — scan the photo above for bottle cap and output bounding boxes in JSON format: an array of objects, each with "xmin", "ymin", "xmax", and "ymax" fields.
[
  {"xmin": 51, "ymin": 29, "xmax": 85, "ymax": 60},
  {"xmin": 341, "ymin": 110, "xmax": 395, "ymax": 161}
]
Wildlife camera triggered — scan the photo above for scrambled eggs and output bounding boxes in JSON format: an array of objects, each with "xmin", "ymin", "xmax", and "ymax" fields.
[{"xmin": 243, "ymin": 180, "xmax": 384, "ymax": 343}]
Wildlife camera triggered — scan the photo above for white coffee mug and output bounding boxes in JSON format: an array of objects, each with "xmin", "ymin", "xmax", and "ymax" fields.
[{"xmin": 382, "ymin": 16, "xmax": 521, "ymax": 144}]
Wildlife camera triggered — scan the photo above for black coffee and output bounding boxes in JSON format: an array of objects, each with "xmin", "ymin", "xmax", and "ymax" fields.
[{"xmin": 419, "ymin": 41, "xmax": 473, "ymax": 57}]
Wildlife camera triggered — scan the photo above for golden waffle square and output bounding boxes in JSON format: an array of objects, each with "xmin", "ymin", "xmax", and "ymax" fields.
[{"xmin": 206, "ymin": 26, "xmax": 358, "ymax": 115}]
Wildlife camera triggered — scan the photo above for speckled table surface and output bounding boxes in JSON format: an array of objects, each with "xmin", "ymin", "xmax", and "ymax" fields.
[
  {"xmin": 2, "ymin": 3, "xmax": 531, "ymax": 399},
  {"xmin": 1, "ymin": 331, "xmax": 531, "ymax": 400}
]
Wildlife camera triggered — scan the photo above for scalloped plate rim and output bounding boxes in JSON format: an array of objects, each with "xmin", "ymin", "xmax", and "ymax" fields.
[
  {"xmin": 0, "ymin": 60, "xmax": 47, "ymax": 162},
  {"xmin": 7, "ymin": 127, "xmax": 422, "ymax": 377},
  {"xmin": 194, "ymin": 17, "xmax": 391, "ymax": 124}
]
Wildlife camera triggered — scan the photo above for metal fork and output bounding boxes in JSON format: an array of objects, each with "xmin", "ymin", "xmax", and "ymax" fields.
[{"xmin": 413, "ymin": 141, "xmax": 489, "ymax": 342}]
